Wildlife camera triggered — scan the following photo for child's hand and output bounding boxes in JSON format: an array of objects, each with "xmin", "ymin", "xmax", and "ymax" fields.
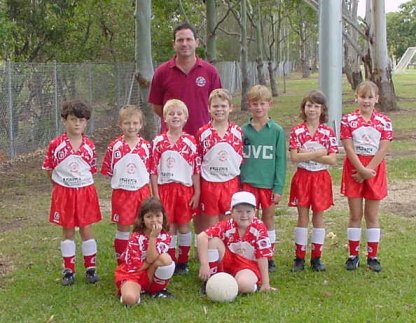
[
  {"xmin": 198, "ymin": 264, "xmax": 210, "ymax": 281},
  {"xmin": 150, "ymin": 223, "xmax": 162, "ymax": 238},
  {"xmin": 271, "ymin": 193, "xmax": 282, "ymax": 205},
  {"xmin": 260, "ymin": 283, "xmax": 277, "ymax": 292},
  {"xmin": 189, "ymin": 194, "xmax": 200, "ymax": 209}
]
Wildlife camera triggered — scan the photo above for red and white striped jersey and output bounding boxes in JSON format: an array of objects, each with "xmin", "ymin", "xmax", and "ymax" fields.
[
  {"xmin": 204, "ymin": 217, "xmax": 273, "ymax": 261},
  {"xmin": 42, "ymin": 133, "xmax": 96, "ymax": 188},
  {"xmin": 196, "ymin": 121, "xmax": 243, "ymax": 182},
  {"xmin": 120, "ymin": 231, "xmax": 171, "ymax": 271},
  {"xmin": 340, "ymin": 109, "xmax": 393, "ymax": 156},
  {"xmin": 289, "ymin": 122, "xmax": 339, "ymax": 171},
  {"xmin": 101, "ymin": 135, "xmax": 151, "ymax": 191},
  {"xmin": 151, "ymin": 132, "xmax": 200, "ymax": 187}
]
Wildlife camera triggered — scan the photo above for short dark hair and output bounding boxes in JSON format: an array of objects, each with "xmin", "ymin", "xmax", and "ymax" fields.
[
  {"xmin": 299, "ymin": 90, "xmax": 328, "ymax": 123},
  {"xmin": 61, "ymin": 99, "xmax": 91, "ymax": 120},
  {"xmin": 132, "ymin": 197, "xmax": 169, "ymax": 233},
  {"xmin": 173, "ymin": 22, "xmax": 197, "ymax": 40}
]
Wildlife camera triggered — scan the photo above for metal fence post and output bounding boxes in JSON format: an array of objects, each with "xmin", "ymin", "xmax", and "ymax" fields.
[
  {"xmin": 53, "ymin": 60, "xmax": 59, "ymax": 136},
  {"xmin": 7, "ymin": 59, "xmax": 15, "ymax": 158},
  {"xmin": 88, "ymin": 62, "xmax": 94, "ymax": 134}
]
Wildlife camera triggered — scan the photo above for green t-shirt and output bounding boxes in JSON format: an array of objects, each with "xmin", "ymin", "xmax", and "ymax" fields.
[{"xmin": 240, "ymin": 118, "xmax": 287, "ymax": 195}]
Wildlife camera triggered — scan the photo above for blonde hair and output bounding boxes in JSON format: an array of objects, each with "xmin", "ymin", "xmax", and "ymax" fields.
[
  {"xmin": 247, "ymin": 85, "xmax": 272, "ymax": 102},
  {"xmin": 356, "ymin": 80, "xmax": 379, "ymax": 97},
  {"xmin": 118, "ymin": 105, "xmax": 144, "ymax": 125},
  {"xmin": 209, "ymin": 88, "xmax": 233, "ymax": 106},
  {"xmin": 163, "ymin": 99, "xmax": 189, "ymax": 118}
]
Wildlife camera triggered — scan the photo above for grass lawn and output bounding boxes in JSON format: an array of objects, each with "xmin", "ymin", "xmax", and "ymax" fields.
[{"xmin": 1, "ymin": 72, "xmax": 416, "ymax": 322}]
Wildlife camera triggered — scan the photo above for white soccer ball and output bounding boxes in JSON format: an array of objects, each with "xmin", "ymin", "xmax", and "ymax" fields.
[{"xmin": 206, "ymin": 272, "xmax": 239, "ymax": 302}]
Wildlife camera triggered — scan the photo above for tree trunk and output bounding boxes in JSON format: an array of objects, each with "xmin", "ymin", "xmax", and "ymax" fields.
[
  {"xmin": 268, "ymin": 61, "xmax": 278, "ymax": 97},
  {"xmin": 368, "ymin": 0, "xmax": 397, "ymax": 112},
  {"xmin": 240, "ymin": 0, "xmax": 249, "ymax": 111},
  {"xmin": 135, "ymin": 0, "xmax": 158, "ymax": 140},
  {"xmin": 206, "ymin": 0, "xmax": 217, "ymax": 64},
  {"xmin": 255, "ymin": 0, "xmax": 266, "ymax": 85}
]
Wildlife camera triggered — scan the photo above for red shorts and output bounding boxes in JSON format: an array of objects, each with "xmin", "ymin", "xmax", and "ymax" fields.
[
  {"xmin": 341, "ymin": 156, "xmax": 387, "ymax": 200},
  {"xmin": 158, "ymin": 183, "xmax": 195, "ymax": 225},
  {"xmin": 111, "ymin": 185, "xmax": 151, "ymax": 225},
  {"xmin": 115, "ymin": 264, "xmax": 150, "ymax": 293},
  {"xmin": 241, "ymin": 183, "xmax": 273, "ymax": 210},
  {"xmin": 200, "ymin": 177, "xmax": 239, "ymax": 216},
  {"xmin": 49, "ymin": 184, "xmax": 102, "ymax": 228},
  {"xmin": 221, "ymin": 248, "xmax": 261, "ymax": 284},
  {"xmin": 289, "ymin": 168, "xmax": 333, "ymax": 212}
]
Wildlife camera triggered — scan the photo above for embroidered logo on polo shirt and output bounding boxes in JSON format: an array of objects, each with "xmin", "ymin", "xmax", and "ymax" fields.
[{"xmin": 195, "ymin": 76, "xmax": 206, "ymax": 87}]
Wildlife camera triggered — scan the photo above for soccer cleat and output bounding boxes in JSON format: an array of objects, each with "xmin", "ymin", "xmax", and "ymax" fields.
[
  {"xmin": 268, "ymin": 259, "xmax": 277, "ymax": 273},
  {"xmin": 345, "ymin": 256, "xmax": 360, "ymax": 271},
  {"xmin": 290, "ymin": 258, "xmax": 305, "ymax": 272},
  {"xmin": 174, "ymin": 262, "xmax": 189, "ymax": 275},
  {"xmin": 62, "ymin": 269, "xmax": 75, "ymax": 286},
  {"xmin": 85, "ymin": 268, "xmax": 100, "ymax": 284},
  {"xmin": 150, "ymin": 289, "xmax": 174, "ymax": 298},
  {"xmin": 367, "ymin": 257, "xmax": 382, "ymax": 272},
  {"xmin": 310, "ymin": 257, "xmax": 326, "ymax": 272}
]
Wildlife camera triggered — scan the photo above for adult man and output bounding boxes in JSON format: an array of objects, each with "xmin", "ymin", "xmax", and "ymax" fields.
[{"xmin": 148, "ymin": 23, "xmax": 222, "ymax": 136}]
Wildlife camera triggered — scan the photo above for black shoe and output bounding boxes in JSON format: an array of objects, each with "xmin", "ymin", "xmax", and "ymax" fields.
[
  {"xmin": 290, "ymin": 258, "xmax": 305, "ymax": 272},
  {"xmin": 310, "ymin": 257, "xmax": 326, "ymax": 272},
  {"xmin": 85, "ymin": 268, "xmax": 100, "ymax": 284},
  {"xmin": 367, "ymin": 257, "xmax": 382, "ymax": 272},
  {"xmin": 62, "ymin": 269, "xmax": 75, "ymax": 286},
  {"xmin": 174, "ymin": 262, "xmax": 189, "ymax": 275},
  {"xmin": 151, "ymin": 289, "xmax": 174, "ymax": 298},
  {"xmin": 345, "ymin": 256, "xmax": 360, "ymax": 271},
  {"xmin": 268, "ymin": 259, "xmax": 276, "ymax": 273},
  {"xmin": 200, "ymin": 281, "xmax": 207, "ymax": 295}
]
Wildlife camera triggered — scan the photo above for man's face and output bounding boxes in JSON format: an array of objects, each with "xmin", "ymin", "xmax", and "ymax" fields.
[{"xmin": 173, "ymin": 28, "xmax": 199, "ymax": 58}]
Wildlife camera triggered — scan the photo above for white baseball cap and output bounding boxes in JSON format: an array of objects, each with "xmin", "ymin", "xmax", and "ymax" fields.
[{"xmin": 231, "ymin": 191, "xmax": 256, "ymax": 209}]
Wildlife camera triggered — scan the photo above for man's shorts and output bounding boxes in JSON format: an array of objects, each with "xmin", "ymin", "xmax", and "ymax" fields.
[
  {"xmin": 289, "ymin": 168, "xmax": 333, "ymax": 212},
  {"xmin": 49, "ymin": 184, "xmax": 102, "ymax": 228},
  {"xmin": 200, "ymin": 177, "xmax": 239, "ymax": 216},
  {"xmin": 241, "ymin": 183, "xmax": 274, "ymax": 210},
  {"xmin": 158, "ymin": 182, "xmax": 195, "ymax": 225},
  {"xmin": 221, "ymin": 248, "xmax": 261, "ymax": 285},
  {"xmin": 341, "ymin": 156, "xmax": 387, "ymax": 200},
  {"xmin": 111, "ymin": 185, "xmax": 151, "ymax": 225}
]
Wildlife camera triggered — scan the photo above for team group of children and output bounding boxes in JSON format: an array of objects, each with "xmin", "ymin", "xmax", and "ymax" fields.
[{"xmin": 42, "ymin": 80, "xmax": 393, "ymax": 305}]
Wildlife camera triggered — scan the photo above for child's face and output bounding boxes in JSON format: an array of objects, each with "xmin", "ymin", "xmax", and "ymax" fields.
[
  {"xmin": 209, "ymin": 97, "xmax": 232, "ymax": 123},
  {"xmin": 143, "ymin": 211, "xmax": 164, "ymax": 232},
  {"xmin": 63, "ymin": 114, "xmax": 88, "ymax": 136},
  {"xmin": 356, "ymin": 91, "xmax": 378, "ymax": 115},
  {"xmin": 164, "ymin": 106, "xmax": 188, "ymax": 130},
  {"xmin": 304, "ymin": 101, "xmax": 322, "ymax": 122},
  {"xmin": 120, "ymin": 114, "xmax": 142, "ymax": 139},
  {"xmin": 248, "ymin": 99, "xmax": 272, "ymax": 120},
  {"xmin": 231, "ymin": 204, "xmax": 255, "ymax": 230}
]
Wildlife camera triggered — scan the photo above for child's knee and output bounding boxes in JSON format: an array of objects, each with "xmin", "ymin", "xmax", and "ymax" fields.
[
  {"xmin": 158, "ymin": 253, "xmax": 174, "ymax": 266},
  {"xmin": 121, "ymin": 292, "xmax": 140, "ymax": 305}
]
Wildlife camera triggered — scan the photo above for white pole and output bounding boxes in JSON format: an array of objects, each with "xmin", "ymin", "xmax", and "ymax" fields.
[{"xmin": 319, "ymin": 0, "xmax": 343, "ymax": 139}]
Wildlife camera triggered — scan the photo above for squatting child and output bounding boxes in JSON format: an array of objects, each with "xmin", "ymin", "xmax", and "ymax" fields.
[
  {"xmin": 115, "ymin": 197, "xmax": 175, "ymax": 305},
  {"xmin": 42, "ymin": 99, "xmax": 101, "ymax": 286},
  {"xmin": 288, "ymin": 90, "xmax": 338, "ymax": 272},
  {"xmin": 101, "ymin": 105, "xmax": 151, "ymax": 264},
  {"xmin": 341, "ymin": 80, "xmax": 393, "ymax": 272},
  {"xmin": 240, "ymin": 85, "xmax": 287, "ymax": 272},
  {"xmin": 150, "ymin": 99, "xmax": 201, "ymax": 274},
  {"xmin": 195, "ymin": 88, "xmax": 243, "ymax": 234},
  {"xmin": 198, "ymin": 191, "xmax": 275, "ymax": 294}
]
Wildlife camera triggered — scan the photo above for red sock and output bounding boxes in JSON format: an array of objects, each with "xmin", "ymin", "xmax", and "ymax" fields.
[
  {"xmin": 311, "ymin": 243, "xmax": 322, "ymax": 259},
  {"xmin": 209, "ymin": 260, "xmax": 219, "ymax": 275},
  {"xmin": 367, "ymin": 242, "xmax": 378, "ymax": 258},
  {"xmin": 177, "ymin": 245, "xmax": 190, "ymax": 264},
  {"xmin": 168, "ymin": 248, "xmax": 177, "ymax": 263},
  {"xmin": 63, "ymin": 256, "xmax": 75, "ymax": 272},
  {"xmin": 84, "ymin": 254, "xmax": 96, "ymax": 269},
  {"xmin": 114, "ymin": 239, "xmax": 129, "ymax": 265},
  {"xmin": 295, "ymin": 243, "xmax": 306, "ymax": 259},
  {"xmin": 148, "ymin": 278, "xmax": 169, "ymax": 294},
  {"xmin": 349, "ymin": 240, "xmax": 360, "ymax": 257}
]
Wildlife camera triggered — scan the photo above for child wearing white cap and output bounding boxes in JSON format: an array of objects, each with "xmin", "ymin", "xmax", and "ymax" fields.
[{"xmin": 197, "ymin": 191, "xmax": 276, "ymax": 294}]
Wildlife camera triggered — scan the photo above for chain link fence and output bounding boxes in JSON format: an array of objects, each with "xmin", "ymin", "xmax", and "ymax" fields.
[{"xmin": 0, "ymin": 60, "xmax": 292, "ymax": 160}]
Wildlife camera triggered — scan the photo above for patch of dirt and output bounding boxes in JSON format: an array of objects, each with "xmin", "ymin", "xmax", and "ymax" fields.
[{"xmin": 0, "ymin": 254, "xmax": 14, "ymax": 286}]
